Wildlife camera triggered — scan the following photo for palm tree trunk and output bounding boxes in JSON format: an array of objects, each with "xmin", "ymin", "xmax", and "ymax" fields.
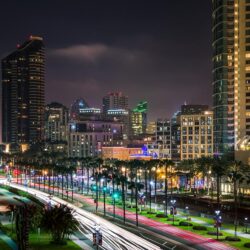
[
  {"xmin": 66, "ymin": 174, "xmax": 69, "ymax": 200},
  {"xmin": 95, "ymin": 173, "xmax": 98, "ymax": 212},
  {"xmin": 61, "ymin": 174, "xmax": 64, "ymax": 199},
  {"xmin": 135, "ymin": 168, "xmax": 138, "ymax": 227},
  {"xmin": 165, "ymin": 165, "xmax": 168, "ymax": 216},
  {"xmin": 38, "ymin": 171, "xmax": 41, "ymax": 190},
  {"xmin": 149, "ymin": 169, "xmax": 152, "ymax": 212},
  {"xmin": 71, "ymin": 172, "xmax": 74, "ymax": 202},
  {"xmin": 144, "ymin": 169, "xmax": 148, "ymax": 206},
  {"xmin": 48, "ymin": 169, "xmax": 51, "ymax": 194},
  {"xmin": 154, "ymin": 169, "xmax": 157, "ymax": 211},
  {"xmin": 43, "ymin": 173, "xmax": 46, "ymax": 192},
  {"xmin": 122, "ymin": 180, "xmax": 125, "ymax": 224},
  {"xmin": 52, "ymin": 169, "xmax": 55, "ymax": 195},
  {"xmin": 81, "ymin": 164, "xmax": 84, "ymax": 194},
  {"xmin": 17, "ymin": 165, "xmax": 19, "ymax": 184},
  {"xmin": 87, "ymin": 168, "xmax": 90, "ymax": 195},
  {"xmin": 234, "ymin": 179, "xmax": 238, "ymax": 237},
  {"xmin": 217, "ymin": 174, "xmax": 220, "ymax": 208}
]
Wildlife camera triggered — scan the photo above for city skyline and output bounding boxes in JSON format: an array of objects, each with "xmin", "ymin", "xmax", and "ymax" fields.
[{"xmin": 0, "ymin": 0, "xmax": 212, "ymax": 121}]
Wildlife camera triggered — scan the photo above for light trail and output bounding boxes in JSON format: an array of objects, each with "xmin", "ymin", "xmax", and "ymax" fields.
[{"xmin": 1, "ymin": 180, "xmax": 161, "ymax": 250}]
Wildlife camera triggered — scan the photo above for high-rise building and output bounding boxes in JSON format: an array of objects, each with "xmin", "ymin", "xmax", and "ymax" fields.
[
  {"xmin": 171, "ymin": 111, "xmax": 181, "ymax": 162},
  {"xmin": 130, "ymin": 101, "xmax": 148, "ymax": 137},
  {"xmin": 180, "ymin": 107, "xmax": 213, "ymax": 160},
  {"xmin": 106, "ymin": 109, "xmax": 129, "ymax": 140},
  {"xmin": 155, "ymin": 119, "xmax": 171, "ymax": 159},
  {"xmin": 45, "ymin": 102, "xmax": 68, "ymax": 143},
  {"xmin": 212, "ymin": 0, "xmax": 250, "ymax": 158},
  {"xmin": 103, "ymin": 92, "xmax": 128, "ymax": 114},
  {"xmin": 146, "ymin": 121, "xmax": 156, "ymax": 135},
  {"xmin": 2, "ymin": 36, "xmax": 45, "ymax": 146}
]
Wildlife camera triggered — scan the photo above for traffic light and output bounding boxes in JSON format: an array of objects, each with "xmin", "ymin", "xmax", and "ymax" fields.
[
  {"xmin": 103, "ymin": 186, "xmax": 107, "ymax": 192},
  {"xmin": 93, "ymin": 232, "xmax": 97, "ymax": 245},
  {"xmin": 98, "ymin": 233, "xmax": 103, "ymax": 245},
  {"xmin": 113, "ymin": 192, "xmax": 118, "ymax": 199}
]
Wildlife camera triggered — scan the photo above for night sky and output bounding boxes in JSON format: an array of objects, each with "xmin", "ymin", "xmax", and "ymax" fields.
[{"xmin": 0, "ymin": 0, "xmax": 212, "ymax": 121}]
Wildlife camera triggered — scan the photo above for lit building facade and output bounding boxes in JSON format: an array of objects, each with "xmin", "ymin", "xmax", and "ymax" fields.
[
  {"xmin": 146, "ymin": 121, "xmax": 156, "ymax": 135},
  {"xmin": 171, "ymin": 111, "xmax": 181, "ymax": 162},
  {"xmin": 212, "ymin": 0, "xmax": 250, "ymax": 159},
  {"xmin": 102, "ymin": 146, "xmax": 143, "ymax": 160},
  {"xmin": 180, "ymin": 109, "xmax": 213, "ymax": 160},
  {"xmin": 130, "ymin": 101, "xmax": 148, "ymax": 137},
  {"xmin": 103, "ymin": 92, "xmax": 128, "ymax": 114},
  {"xmin": 106, "ymin": 109, "xmax": 129, "ymax": 140},
  {"xmin": 45, "ymin": 102, "xmax": 68, "ymax": 143},
  {"xmin": 68, "ymin": 120, "xmax": 123, "ymax": 157},
  {"xmin": 2, "ymin": 36, "xmax": 45, "ymax": 146},
  {"xmin": 155, "ymin": 119, "xmax": 171, "ymax": 159}
]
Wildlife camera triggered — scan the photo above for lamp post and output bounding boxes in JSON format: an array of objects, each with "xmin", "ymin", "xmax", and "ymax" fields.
[
  {"xmin": 215, "ymin": 210, "xmax": 221, "ymax": 240},
  {"xmin": 93, "ymin": 223, "xmax": 102, "ymax": 249},
  {"xmin": 103, "ymin": 186, "xmax": 107, "ymax": 216},
  {"xmin": 152, "ymin": 167, "xmax": 157, "ymax": 212},
  {"xmin": 245, "ymin": 217, "xmax": 248, "ymax": 233},
  {"xmin": 185, "ymin": 206, "xmax": 189, "ymax": 220},
  {"xmin": 170, "ymin": 199, "xmax": 176, "ymax": 225},
  {"xmin": 113, "ymin": 192, "xmax": 118, "ymax": 219}
]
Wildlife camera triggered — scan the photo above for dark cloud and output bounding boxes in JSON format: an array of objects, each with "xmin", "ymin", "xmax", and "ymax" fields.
[{"xmin": 1, "ymin": 0, "xmax": 212, "ymax": 121}]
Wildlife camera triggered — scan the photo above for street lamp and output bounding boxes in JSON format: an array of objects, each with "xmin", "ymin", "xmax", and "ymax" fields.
[
  {"xmin": 185, "ymin": 206, "xmax": 189, "ymax": 220},
  {"xmin": 103, "ymin": 186, "xmax": 107, "ymax": 216},
  {"xmin": 93, "ymin": 223, "xmax": 102, "ymax": 249},
  {"xmin": 214, "ymin": 210, "xmax": 221, "ymax": 240},
  {"xmin": 170, "ymin": 199, "xmax": 176, "ymax": 225},
  {"xmin": 112, "ymin": 192, "xmax": 119, "ymax": 219},
  {"xmin": 245, "ymin": 217, "xmax": 248, "ymax": 233}
]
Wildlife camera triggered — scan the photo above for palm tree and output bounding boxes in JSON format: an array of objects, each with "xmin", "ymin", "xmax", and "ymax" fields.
[
  {"xmin": 160, "ymin": 159, "xmax": 174, "ymax": 216},
  {"xmin": 195, "ymin": 156, "xmax": 214, "ymax": 195},
  {"xmin": 128, "ymin": 159, "xmax": 145, "ymax": 227},
  {"xmin": 42, "ymin": 204, "xmax": 79, "ymax": 244},
  {"xmin": 227, "ymin": 161, "xmax": 249, "ymax": 237},
  {"xmin": 113, "ymin": 160, "xmax": 128, "ymax": 224},
  {"xmin": 177, "ymin": 159, "xmax": 198, "ymax": 194},
  {"xmin": 211, "ymin": 156, "xmax": 229, "ymax": 208}
]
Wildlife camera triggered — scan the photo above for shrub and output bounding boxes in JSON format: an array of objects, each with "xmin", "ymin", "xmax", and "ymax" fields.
[
  {"xmin": 207, "ymin": 231, "xmax": 223, "ymax": 236},
  {"xmin": 155, "ymin": 213, "xmax": 167, "ymax": 218},
  {"xmin": 192, "ymin": 226, "xmax": 207, "ymax": 231},
  {"xmin": 244, "ymin": 243, "xmax": 250, "ymax": 248},
  {"xmin": 167, "ymin": 218, "xmax": 179, "ymax": 222},
  {"xmin": 179, "ymin": 221, "xmax": 193, "ymax": 226},
  {"xmin": 147, "ymin": 211, "xmax": 156, "ymax": 214},
  {"xmin": 225, "ymin": 236, "xmax": 241, "ymax": 242}
]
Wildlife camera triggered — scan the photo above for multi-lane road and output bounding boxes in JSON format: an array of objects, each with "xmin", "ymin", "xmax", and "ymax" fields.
[
  {"xmin": 0, "ymin": 179, "xmax": 237, "ymax": 250},
  {"xmin": 0, "ymin": 180, "xmax": 163, "ymax": 250}
]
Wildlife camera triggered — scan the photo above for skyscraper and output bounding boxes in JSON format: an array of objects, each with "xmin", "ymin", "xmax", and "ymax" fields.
[
  {"xmin": 2, "ymin": 36, "xmax": 45, "ymax": 147},
  {"xmin": 130, "ymin": 101, "xmax": 148, "ymax": 137},
  {"xmin": 212, "ymin": 0, "xmax": 250, "ymax": 159},
  {"xmin": 45, "ymin": 102, "xmax": 68, "ymax": 143},
  {"xmin": 102, "ymin": 92, "xmax": 128, "ymax": 114}
]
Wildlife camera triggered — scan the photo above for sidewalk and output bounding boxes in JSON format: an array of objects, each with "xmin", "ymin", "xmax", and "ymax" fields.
[
  {"xmin": 0, "ymin": 230, "xmax": 18, "ymax": 250},
  {"xmin": 71, "ymin": 233, "xmax": 94, "ymax": 250},
  {"xmin": 155, "ymin": 205, "xmax": 250, "ymax": 240}
]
